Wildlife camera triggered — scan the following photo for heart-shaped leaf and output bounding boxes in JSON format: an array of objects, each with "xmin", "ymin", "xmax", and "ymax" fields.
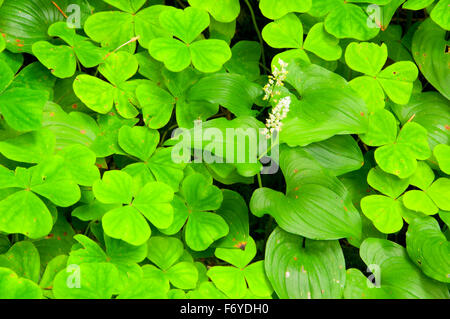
[{"xmin": 53, "ymin": 262, "xmax": 119, "ymax": 299}]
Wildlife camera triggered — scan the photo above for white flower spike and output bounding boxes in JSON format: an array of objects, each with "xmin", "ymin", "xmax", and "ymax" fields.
[{"xmin": 262, "ymin": 59, "xmax": 291, "ymax": 139}]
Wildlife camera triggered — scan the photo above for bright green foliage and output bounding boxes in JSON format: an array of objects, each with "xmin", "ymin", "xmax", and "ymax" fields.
[
  {"xmin": 93, "ymin": 170, "xmax": 174, "ymax": 246},
  {"xmin": 265, "ymin": 227, "xmax": 346, "ymax": 299},
  {"xmin": 262, "ymin": 14, "xmax": 342, "ymax": 61},
  {"xmin": 406, "ymin": 216, "xmax": 450, "ymax": 283},
  {"xmin": 32, "ymin": 22, "xmax": 107, "ymax": 78},
  {"xmin": 0, "ymin": 0, "xmax": 448, "ymax": 301},
  {"xmin": 345, "ymin": 238, "xmax": 449, "ymax": 298},
  {"xmin": 149, "ymin": 7, "xmax": 232, "ymax": 73},
  {"xmin": 346, "ymin": 42, "xmax": 418, "ymax": 107}
]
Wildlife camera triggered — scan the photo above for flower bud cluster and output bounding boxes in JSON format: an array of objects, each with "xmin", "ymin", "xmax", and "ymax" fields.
[
  {"xmin": 263, "ymin": 59, "xmax": 289, "ymax": 101},
  {"xmin": 263, "ymin": 96, "xmax": 291, "ymax": 139},
  {"xmin": 262, "ymin": 59, "xmax": 291, "ymax": 139}
]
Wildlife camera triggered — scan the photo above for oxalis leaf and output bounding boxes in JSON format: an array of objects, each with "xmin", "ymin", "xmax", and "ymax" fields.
[
  {"xmin": 53, "ymin": 262, "xmax": 119, "ymax": 299},
  {"xmin": 361, "ymin": 111, "xmax": 431, "ymax": 178},
  {"xmin": 93, "ymin": 170, "xmax": 174, "ymax": 246},
  {"xmin": 73, "ymin": 51, "xmax": 141, "ymax": 118},
  {"xmin": 146, "ymin": 236, "xmax": 199, "ymax": 290},
  {"xmin": 0, "ymin": 267, "xmax": 42, "ymax": 299},
  {"xmin": 32, "ymin": 22, "xmax": 107, "ymax": 79},
  {"xmin": 250, "ymin": 146, "xmax": 362, "ymax": 242},
  {"xmin": 0, "ymin": 156, "xmax": 81, "ymax": 238},
  {"xmin": 262, "ymin": 14, "xmax": 342, "ymax": 61},
  {"xmin": 84, "ymin": 4, "xmax": 172, "ymax": 52},
  {"xmin": 188, "ymin": 0, "xmax": 241, "ymax": 23},
  {"xmin": 149, "ymin": 7, "xmax": 231, "ymax": 73},
  {"xmin": 345, "ymin": 41, "xmax": 418, "ymax": 106}
]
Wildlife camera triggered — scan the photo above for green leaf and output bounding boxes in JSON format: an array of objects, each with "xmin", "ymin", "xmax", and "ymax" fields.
[
  {"xmin": 250, "ymin": 147, "xmax": 362, "ymax": 241},
  {"xmin": 136, "ymin": 82, "xmax": 176, "ymax": 129},
  {"xmin": 0, "ymin": 0, "xmax": 67, "ymax": 53},
  {"xmin": 58, "ymin": 144, "xmax": 100, "ymax": 187},
  {"xmin": 412, "ymin": 19, "xmax": 450, "ymax": 99},
  {"xmin": 133, "ymin": 182, "xmax": 174, "ymax": 229},
  {"xmin": 147, "ymin": 236, "xmax": 184, "ymax": 271},
  {"xmin": 406, "ymin": 216, "xmax": 450, "ymax": 283},
  {"xmin": 265, "ymin": 227, "xmax": 346, "ymax": 299},
  {"xmin": 166, "ymin": 261, "xmax": 199, "ymax": 289},
  {"xmin": 324, "ymin": 3, "xmax": 379, "ymax": 40},
  {"xmin": 102, "ymin": 0, "xmax": 146, "ymax": 13},
  {"xmin": 160, "ymin": 7, "xmax": 210, "ymax": 44},
  {"xmin": 244, "ymin": 261, "xmax": 273, "ymax": 297},
  {"xmin": 188, "ymin": 73, "xmax": 260, "ymax": 117},
  {"xmin": 84, "ymin": 11, "xmax": 135, "ymax": 53},
  {"xmin": 0, "ymin": 35, "xmax": 5, "ymax": 53},
  {"xmin": 262, "ymin": 13, "xmax": 303, "ymax": 49},
  {"xmin": 29, "ymin": 156, "xmax": 81, "ymax": 207},
  {"xmin": 434, "ymin": 144, "xmax": 450, "ymax": 174},
  {"xmin": 73, "ymin": 74, "xmax": 115, "ymax": 114},
  {"xmin": 0, "ymin": 190, "xmax": 53, "ymax": 238},
  {"xmin": 349, "ymin": 76, "xmax": 386, "ymax": 114},
  {"xmin": 358, "ymin": 238, "xmax": 449, "ymax": 298},
  {"xmin": 0, "ymin": 241, "xmax": 40, "ymax": 283},
  {"xmin": 0, "ymin": 129, "xmax": 55, "ymax": 164},
  {"xmin": 53, "ymin": 262, "xmax": 119, "ymax": 299},
  {"xmin": 409, "ymin": 161, "xmax": 434, "ymax": 190},
  {"xmin": 32, "ymin": 213, "xmax": 75, "ymax": 267},
  {"xmin": 377, "ymin": 61, "xmax": 418, "ymax": 104},
  {"xmin": 0, "ymin": 267, "xmax": 42, "ymax": 299},
  {"xmin": 182, "ymin": 173, "xmax": 223, "ymax": 211},
  {"xmin": 303, "ymin": 22, "xmax": 342, "ymax": 61},
  {"xmin": 430, "ymin": 0, "xmax": 450, "ymax": 30},
  {"xmin": 367, "ymin": 166, "xmax": 409, "ymax": 199},
  {"xmin": 0, "ymin": 87, "xmax": 49, "ymax": 131},
  {"xmin": 99, "ymin": 51, "xmax": 138, "ymax": 86},
  {"xmin": 215, "ymin": 190, "xmax": 250, "ymax": 249},
  {"xmin": 32, "ymin": 42, "xmax": 76, "ymax": 78},
  {"xmin": 403, "ymin": 0, "xmax": 434, "ymax": 10},
  {"xmin": 215, "ymin": 237, "xmax": 257, "ymax": 269},
  {"xmin": 403, "ymin": 190, "xmax": 438, "ymax": 215},
  {"xmin": 426, "ymin": 178, "xmax": 450, "ymax": 211},
  {"xmin": 102, "ymin": 206, "xmax": 151, "ymax": 246},
  {"xmin": 186, "ymin": 210, "xmax": 229, "ymax": 251},
  {"xmin": 259, "ymin": 0, "xmax": 312, "ymax": 20},
  {"xmin": 360, "ymin": 195, "xmax": 404, "ymax": 233},
  {"xmin": 280, "ymin": 61, "xmax": 368, "ymax": 146},
  {"xmin": 224, "ymin": 41, "xmax": 261, "ymax": 81},
  {"xmin": 374, "ymin": 122, "xmax": 431, "ymax": 178},
  {"xmin": 345, "ymin": 42, "xmax": 387, "ymax": 77},
  {"xmin": 302, "ymin": 135, "xmax": 364, "ymax": 176},
  {"xmin": 190, "ymin": 39, "xmax": 232, "ymax": 73},
  {"xmin": 0, "ymin": 59, "xmax": 14, "ymax": 93},
  {"xmin": 118, "ymin": 126, "xmax": 160, "ymax": 162},
  {"xmin": 93, "ymin": 170, "xmax": 133, "ymax": 205},
  {"xmin": 148, "ymin": 38, "xmax": 191, "ymax": 72},
  {"xmin": 207, "ymin": 266, "xmax": 247, "ymax": 298},
  {"xmin": 39, "ymin": 255, "xmax": 69, "ymax": 295},
  {"xmin": 390, "ymin": 92, "xmax": 449, "ymax": 150},
  {"xmin": 188, "ymin": 0, "xmax": 240, "ymax": 23}
]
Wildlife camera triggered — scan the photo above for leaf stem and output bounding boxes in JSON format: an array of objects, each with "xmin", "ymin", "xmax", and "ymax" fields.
[
  {"xmin": 244, "ymin": 0, "xmax": 267, "ymax": 72},
  {"xmin": 257, "ymin": 172, "xmax": 263, "ymax": 188},
  {"xmin": 175, "ymin": 0, "xmax": 186, "ymax": 9}
]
